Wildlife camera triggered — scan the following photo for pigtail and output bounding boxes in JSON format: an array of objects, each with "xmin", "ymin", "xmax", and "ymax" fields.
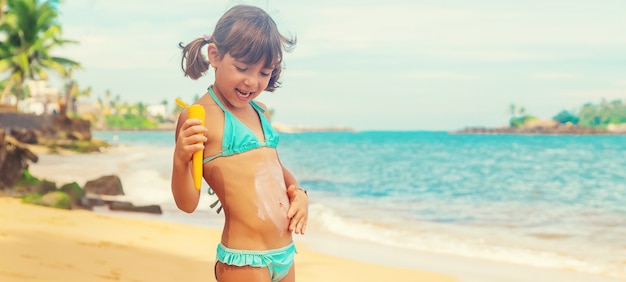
[
  {"xmin": 179, "ymin": 37, "xmax": 212, "ymax": 80},
  {"xmin": 178, "ymin": 5, "xmax": 296, "ymax": 90}
]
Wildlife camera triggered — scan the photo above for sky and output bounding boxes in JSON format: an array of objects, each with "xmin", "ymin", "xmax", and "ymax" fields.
[{"xmin": 50, "ymin": 0, "xmax": 626, "ymax": 131}]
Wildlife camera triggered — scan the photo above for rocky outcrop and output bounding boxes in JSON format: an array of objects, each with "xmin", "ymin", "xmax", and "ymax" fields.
[
  {"xmin": 0, "ymin": 133, "xmax": 161, "ymax": 214},
  {"xmin": 0, "ymin": 112, "xmax": 91, "ymax": 142},
  {"xmin": 84, "ymin": 175, "xmax": 125, "ymax": 196},
  {"xmin": 0, "ymin": 113, "xmax": 160, "ymax": 214},
  {"xmin": 0, "ymin": 129, "xmax": 39, "ymax": 189},
  {"xmin": 108, "ymin": 202, "xmax": 162, "ymax": 214}
]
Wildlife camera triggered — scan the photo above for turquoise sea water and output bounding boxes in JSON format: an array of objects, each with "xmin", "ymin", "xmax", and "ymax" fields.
[{"xmin": 92, "ymin": 130, "xmax": 626, "ymax": 278}]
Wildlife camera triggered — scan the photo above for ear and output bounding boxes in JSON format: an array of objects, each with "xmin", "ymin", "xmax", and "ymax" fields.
[{"xmin": 207, "ymin": 43, "xmax": 221, "ymax": 69}]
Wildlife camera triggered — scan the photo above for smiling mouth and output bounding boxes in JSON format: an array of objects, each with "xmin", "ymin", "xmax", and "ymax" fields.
[{"xmin": 236, "ymin": 88, "xmax": 253, "ymax": 98}]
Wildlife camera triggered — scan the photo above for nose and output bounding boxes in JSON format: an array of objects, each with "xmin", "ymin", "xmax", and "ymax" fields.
[{"xmin": 244, "ymin": 74, "xmax": 258, "ymax": 87}]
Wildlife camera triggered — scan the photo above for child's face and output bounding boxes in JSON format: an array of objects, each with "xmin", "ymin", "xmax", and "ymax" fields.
[{"xmin": 212, "ymin": 52, "xmax": 274, "ymax": 109}]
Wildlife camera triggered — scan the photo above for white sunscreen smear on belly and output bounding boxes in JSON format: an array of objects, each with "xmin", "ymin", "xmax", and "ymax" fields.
[{"xmin": 253, "ymin": 160, "xmax": 289, "ymax": 235}]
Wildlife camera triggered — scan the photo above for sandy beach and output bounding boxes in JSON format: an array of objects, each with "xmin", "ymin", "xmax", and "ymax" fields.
[
  {"xmin": 4, "ymin": 198, "xmax": 625, "ymax": 282},
  {"xmin": 0, "ymin": 197, "xmax": 451, "ymax": 282},
  {"xmin": 4, "ymin": 143, "xmax": 625, "ymax": 282}
]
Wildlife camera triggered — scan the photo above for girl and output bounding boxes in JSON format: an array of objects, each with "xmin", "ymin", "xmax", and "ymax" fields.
[{"xmin": 171, "ymin": 5, "xmax": 309, "ymax": 282}]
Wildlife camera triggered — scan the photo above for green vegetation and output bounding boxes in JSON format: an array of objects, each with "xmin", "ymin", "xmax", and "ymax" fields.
[
  {"xmin": 99, "ymin": 94, "xmax": 160, "ymax": 130},
  {"xmin": 508, "ymin": 104, "xmax": 534, "ymax": 127},
  {"xmin": 105, "ymin": 113, "xmax": 158, "ymax": 130},
  {"xmin": 577, "ymin": 100, "xmax": 626, "ymax": 129},
  {"xmin": 56, "ymin": 139, "xmax": 111, "ymax": 153},
  {"xmin": 16, "ymin": 168, "xmax": 41, "ymax": 186},
  {"xmin": 16, "ymin": 169, "xmax": 78, "ymax": 210},
  {"xmin": 510, "ymin": 99, "xmax": 626, "ymax": 129},
  {"xmin": 552, "ymin": 110, "xmax": 579, "ymax": 125},
  {"xmin": 0, "ymin": 0, "xmax": 80, "ymax": 108},
  {"xmin": 22, "ymin": 191, "xmax": 71, "ymax": 209},
  {"xmin": 21, "ymin": 193, "xmax": 43, "ymax": 204},
  {"xmin": 510, "ymin": 115, "xmax": 537, "ymax": 128}
]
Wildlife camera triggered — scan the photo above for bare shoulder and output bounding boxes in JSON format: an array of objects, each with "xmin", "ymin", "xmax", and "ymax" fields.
[
  {"xmin": 201, "ymin": 103, "xmax": 223, "ymax": 117},
  {"xmin": 194, "ymin": 96, "xmax": 224, "ymax": 140},
  {"xmin": 253, "ymin": 100, "xmax": 272, "ymax": 120},
  {"xmin": 193, "ymin": 93, "xmax": 222, "ymax": 118},
  {"xmin": 254, "ymin": 100, "xmax": 269, "ymax": 111}
]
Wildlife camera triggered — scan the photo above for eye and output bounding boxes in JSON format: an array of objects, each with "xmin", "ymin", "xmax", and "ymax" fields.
[
  {"xmin": 260, "ymin": 71, "xmax": 271, "ymax": 77},
  {"xmin": 235, "ymin": 65, "xmax": 247, "ymax": 72}
]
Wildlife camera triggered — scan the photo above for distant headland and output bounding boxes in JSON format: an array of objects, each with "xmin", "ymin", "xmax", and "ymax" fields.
[
  {"xmin": 453, "ymin": 119, "xmax": 626, "ymax": 135},
  {"xmin": 453, "ymin": 101, "xmax": 626, "ymax": 135}
]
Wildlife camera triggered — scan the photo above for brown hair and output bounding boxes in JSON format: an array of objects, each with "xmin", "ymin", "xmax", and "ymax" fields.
[{"xmin": 179, "ymin": 5, "xmax": 296, "ymax": 92}]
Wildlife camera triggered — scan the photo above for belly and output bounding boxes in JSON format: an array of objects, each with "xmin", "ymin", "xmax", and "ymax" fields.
[
  {"xmin": 251, "ymin": 160, "xmax": 290, "ymax": 234},
  {"xmin": 206, "ymin": 149, "xmax": 292, "ymax": 244}
]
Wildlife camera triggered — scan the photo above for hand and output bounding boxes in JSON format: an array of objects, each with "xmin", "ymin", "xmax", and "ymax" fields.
[
  {"xmin": 286, "ymin": 185, "xmax": 309, "ymax": 235},
  {"xmin": 174, "ymin": 118, "xmax": 207, "ymax": 164}
]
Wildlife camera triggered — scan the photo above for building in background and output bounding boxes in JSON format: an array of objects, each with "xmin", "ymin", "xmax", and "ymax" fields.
[{"xmin": 20, "ymin": 80, "xmax": 60, "ymax": 115}]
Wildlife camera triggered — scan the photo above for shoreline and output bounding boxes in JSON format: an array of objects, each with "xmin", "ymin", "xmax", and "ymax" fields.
[
  {"xmin": 3, "ymin": 197, "xmax": 623, "ymax": 282},
  {"xmin": 17, "ymin": 145, "xmax": 626, "ymax": 282}
]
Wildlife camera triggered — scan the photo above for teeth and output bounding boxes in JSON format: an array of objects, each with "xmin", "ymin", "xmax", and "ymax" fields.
[{"xmin": 237, "ymin": 89, "xmax": 251, "ymax": 97}]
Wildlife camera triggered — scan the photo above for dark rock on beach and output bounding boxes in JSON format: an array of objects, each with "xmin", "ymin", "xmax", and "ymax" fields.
[
  {"xmin": 108, "ymin": 202, "xmax": 163, "ymax": 214},
  {"xmin": 0, "ymin": 113, "xmax": 162, "ymax": 215},
  {"xmin": 84, "ymin": 175, "xmax": 125, "ymax": 196}
]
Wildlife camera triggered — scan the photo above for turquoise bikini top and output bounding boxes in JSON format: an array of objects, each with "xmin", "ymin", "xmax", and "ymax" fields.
[{"xmin": 202, "ymin": 87, "xmax": 280, "ymax": 164}]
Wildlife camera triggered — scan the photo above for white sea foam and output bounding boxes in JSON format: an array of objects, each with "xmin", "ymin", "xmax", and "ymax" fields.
[{"xmin": 306, "ymin": 203, "xmax": 626, "ymax": 278}]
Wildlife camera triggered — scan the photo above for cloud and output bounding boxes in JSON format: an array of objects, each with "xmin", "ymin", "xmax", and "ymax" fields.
[{"xmin": 47, "ymin": 0, "xmax": 626, "ymax": 130}]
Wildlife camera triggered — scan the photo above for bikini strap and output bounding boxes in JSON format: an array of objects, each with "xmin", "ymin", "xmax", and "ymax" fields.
[
  {"xmin": 208, "ymin": 86, "xmax": 265, "ymax": 114},
  {"xmin": 250, "ymin": 100, "xmax": 266, "ymax": 113},
  {"xmin": 207, "ymin": 87, "xmax": 226, "ymax": 112}
]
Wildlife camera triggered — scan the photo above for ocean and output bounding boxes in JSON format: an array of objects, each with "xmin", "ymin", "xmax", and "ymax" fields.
[{"xmin": 47, "ymin": 130, "xmax": 626, "ymax": 278}]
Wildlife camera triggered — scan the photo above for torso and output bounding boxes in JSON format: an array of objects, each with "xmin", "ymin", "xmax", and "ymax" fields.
[{"xmin": 197, "ymin": 89, "xmax": 291, "ymax": 250}]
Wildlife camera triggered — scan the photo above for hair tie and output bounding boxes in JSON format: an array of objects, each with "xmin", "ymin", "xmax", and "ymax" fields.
[{"xmin": 202, "ymin": 34, "xmax": 211, "ymax": 42}]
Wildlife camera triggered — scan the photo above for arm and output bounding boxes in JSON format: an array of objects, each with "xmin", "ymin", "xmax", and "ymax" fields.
[{"xmin": 171, "ymin": 109, "xmax": 208, "ymax": 213}]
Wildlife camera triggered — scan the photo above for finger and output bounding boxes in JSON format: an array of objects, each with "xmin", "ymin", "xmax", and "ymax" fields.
[
  {"xmin": 289, "ymin": 219, "xmax": 296, "ymax": 232},
  {"xmin": 286, "ymin": 185, "xmax": 296, "ymax": 198},
  {"xmin": 185, "ymin": 133, "xmax": 207, "ymax": 145},
  {"xmin": 186, "ymin": 124, "xmax": 208, "ymax": 137},
  {"xmin": 185, "ymin": 117, "xmax": 204, "ymax": 127},
  {"xmin": 296, "ymin": 220, "xmax": 303, "ymax": 234},
  {"xmin": 180, "ymin": 127, "xmax": 207, "ymax": 145},
  {"xmin": 299, "ymin": 218, "xmax": 308, "ymax": 235},
  {"xmin": 287, "ymin": 205, "xmax": 297, "ymax": 219}
]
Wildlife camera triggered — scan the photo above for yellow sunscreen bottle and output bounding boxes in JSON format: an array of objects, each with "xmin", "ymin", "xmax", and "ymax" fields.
[{"xmin": 176, "ymin": 98, "xmax": 205, "ymax": 190}]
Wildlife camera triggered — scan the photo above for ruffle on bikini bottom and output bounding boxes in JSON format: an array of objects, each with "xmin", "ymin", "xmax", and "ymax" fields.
[{"xmin": 216, "ymin": 242, "xmax": 296, "ymax": 267}]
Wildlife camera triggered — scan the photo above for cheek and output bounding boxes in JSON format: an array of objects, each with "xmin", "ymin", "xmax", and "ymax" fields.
[{"xmin": 260, "ymin": 76, "xmax": 272, "ymax": 89}]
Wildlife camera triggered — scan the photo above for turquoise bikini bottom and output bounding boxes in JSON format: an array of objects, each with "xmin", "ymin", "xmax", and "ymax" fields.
[{"xmin": 215, "ymin": 242, "xmax": 297, "ymax": 282}]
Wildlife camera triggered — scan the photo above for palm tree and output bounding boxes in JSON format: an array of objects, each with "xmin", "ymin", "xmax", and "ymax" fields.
[
  {"xmin": 509, "ymin": 104, "xmax": 516, "ymax": 118},
  {"xmin": 64, "ymin": 79, "xmax": 91, "ymax": 116},
  {"xmin": 0, "ymin": 0, "xmax": 79, "ymax": 109},
  {"xmin": 0, "ymin": 0, "xmax": 7, "ymax": 22}
]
